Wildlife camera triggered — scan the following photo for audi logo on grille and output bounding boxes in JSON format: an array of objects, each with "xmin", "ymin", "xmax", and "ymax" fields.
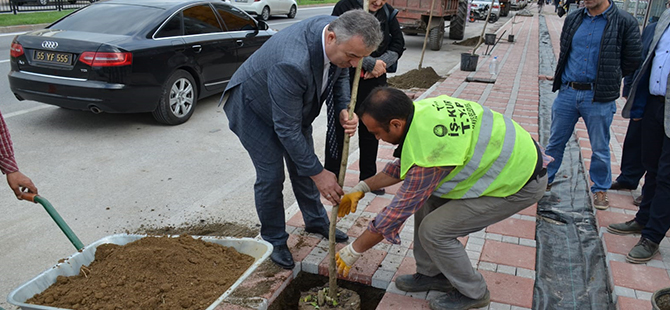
[{"xmin": 41, "ymin": 41, "xmax": 58, "ymax": 49}]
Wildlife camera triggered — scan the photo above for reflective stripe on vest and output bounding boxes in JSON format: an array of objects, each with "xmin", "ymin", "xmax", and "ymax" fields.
[
  {"xmin": 432, "ymin": 106, "xmax": 494, "ymax": 197},
  {"xmin": 431, "ymin": 107, "xmax": 518, "ymax": 198}
]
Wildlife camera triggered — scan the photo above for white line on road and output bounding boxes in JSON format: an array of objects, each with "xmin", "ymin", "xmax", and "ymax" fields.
[
  {"xmin": 0, "ymin": 59, "xmax": 8, "ymax": 63},
  {"xmin": 4, "ymin": 105, "xmax": 56, "ymax": 119}
]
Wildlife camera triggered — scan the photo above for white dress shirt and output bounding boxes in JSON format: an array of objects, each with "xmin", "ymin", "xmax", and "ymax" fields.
[{"xmin": 650, "ymin": 25, "xmax": 670, "ymax": 96}]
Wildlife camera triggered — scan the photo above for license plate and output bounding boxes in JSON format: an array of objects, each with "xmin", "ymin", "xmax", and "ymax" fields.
[
  {"xmin": 235, "ymin": 0, "xmax": 247, "ymax": 3},
  {"xmin": 33, "ymin": 50, "xmax": 73, "ymax": 65}
]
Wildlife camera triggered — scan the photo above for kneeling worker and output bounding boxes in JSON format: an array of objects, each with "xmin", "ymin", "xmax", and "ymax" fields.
[{"xmin": 335, "ymin": 87, "xmax": 550, "ymax": 310}]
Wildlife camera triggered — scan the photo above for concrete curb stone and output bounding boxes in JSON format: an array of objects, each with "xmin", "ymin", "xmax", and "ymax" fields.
[{"xmin": 0, "ymin": 23, "xmax": 49, "ymax": 34}]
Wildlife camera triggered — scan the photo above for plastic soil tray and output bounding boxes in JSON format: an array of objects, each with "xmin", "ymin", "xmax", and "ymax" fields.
[{"xmin": 7, "ymin": 234, "xmax": 272, "ymax": 310}]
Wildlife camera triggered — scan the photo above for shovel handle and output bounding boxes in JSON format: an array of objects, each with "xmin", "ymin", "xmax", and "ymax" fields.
[{"xmin": 24, "ymin": 194, "xmax": 85, "ymax": 251}]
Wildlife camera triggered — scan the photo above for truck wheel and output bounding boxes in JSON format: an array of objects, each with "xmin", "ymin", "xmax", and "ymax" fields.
[
  {"xmin": 500, "ymin": 2, "xmax": 510, "ymax": 16},
  {"xmin": 428, "ymin": 26, "xmax": 444, "ymax": 51},
  {"xmin": 449, "ymin": 0, "xmax": 467, "ymax": 40}
]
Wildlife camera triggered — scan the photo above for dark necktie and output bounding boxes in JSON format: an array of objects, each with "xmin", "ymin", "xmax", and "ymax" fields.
[{"xmin": 324, "ymin": 64, "xmax": 338, "ymax": 159}]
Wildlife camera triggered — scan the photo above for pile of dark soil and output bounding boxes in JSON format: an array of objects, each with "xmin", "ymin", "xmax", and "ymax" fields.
[
  {"xmin": 388, "ymin": 67, "xmax": 442, "ymax": 89},
  {"xmin": 269, "ymin": 272, "xmax": 385, "ymax": 310},
  {"xmin": 27, "ymin": 235, "xmax": 255, "ymax": 310},
  {"xmin": 455, "ymin": 36, "xmax": 481, "ymax": 46},
  {"xmin": 134, "ymin": 221, "xmax": 259, "ymax": 238}
]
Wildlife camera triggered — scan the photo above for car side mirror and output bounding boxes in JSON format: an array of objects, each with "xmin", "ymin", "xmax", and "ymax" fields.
[{"xmin": 257, "ymin": 20, "xmax": 268, "ymax": 30}]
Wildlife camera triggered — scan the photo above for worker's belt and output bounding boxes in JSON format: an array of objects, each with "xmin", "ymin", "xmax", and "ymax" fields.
[
  {"xmin": 567, "ymin": 82, "xmax": 593, "ymax": 90},
  {"xmin": 525, "ymin": 139, "xmax": 547, "ymax": 186}
]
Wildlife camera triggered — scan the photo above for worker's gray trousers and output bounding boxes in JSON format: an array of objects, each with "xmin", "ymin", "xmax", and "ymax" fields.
[{"xmin": 413, "ymin": 174, "xmax": 547, "ymax": 299}]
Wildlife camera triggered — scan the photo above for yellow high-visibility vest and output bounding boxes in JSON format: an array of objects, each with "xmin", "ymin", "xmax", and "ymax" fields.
[{"xmin": 400, "ymin": 95, "xmax": 538, "ymax": 199}]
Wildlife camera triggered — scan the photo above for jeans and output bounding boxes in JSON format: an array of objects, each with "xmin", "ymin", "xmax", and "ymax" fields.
[{"xmin": 546, "ymin": 85, "xmax": 616, "ymax": 193}]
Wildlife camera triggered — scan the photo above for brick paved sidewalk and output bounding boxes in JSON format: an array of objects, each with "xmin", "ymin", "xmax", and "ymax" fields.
[{"xmin": 216, "ymin": 6, "xmax": 670, "ymax": 310}]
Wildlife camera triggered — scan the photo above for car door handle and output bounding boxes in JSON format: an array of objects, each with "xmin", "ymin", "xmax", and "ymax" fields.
[
  {"xmin": 236, "ymin": 40, "xmax": 244, "ymax": 47},
  {"xmin": 192, "ymin": 44, "xmax": 202, "ymax": 53}
]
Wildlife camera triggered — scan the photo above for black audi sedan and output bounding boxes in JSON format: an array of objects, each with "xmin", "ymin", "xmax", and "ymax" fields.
[{"xmin": 8, "ymin": 0, "xmax": 275, "ymax": 125}]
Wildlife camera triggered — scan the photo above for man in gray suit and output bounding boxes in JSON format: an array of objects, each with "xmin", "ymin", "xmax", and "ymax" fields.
[
  {"xmin": 223, "ymin": 10, "xmax": 382, "ymax": 269},
  {"xmin": 608, "ymin": 7, "xmax": 670, "ymax": 264}
]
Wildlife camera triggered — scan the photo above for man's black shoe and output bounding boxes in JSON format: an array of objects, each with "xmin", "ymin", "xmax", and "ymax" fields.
[
  {"xmin": 607, "ymin": 219, "xmax": 644, "ymax": 235},
  {"xmin": 270, "ymin": 244, "xmax": 295, "ymax": 269},
  {"xmin": 305, "ymin": 225, "xmax": 349, "ymax": 242},
  {"xmin": 395, "ymin": 273, "xmax": 454, "ymax": 292},
  {"xmin": 610, "ymin": 181, "xmax": 637, "ymax": 190}
]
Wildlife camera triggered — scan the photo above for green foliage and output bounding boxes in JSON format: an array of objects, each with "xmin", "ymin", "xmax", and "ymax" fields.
[{"xmin": 0, "ymin": 10, "xmax": 74, "ymax": 26}]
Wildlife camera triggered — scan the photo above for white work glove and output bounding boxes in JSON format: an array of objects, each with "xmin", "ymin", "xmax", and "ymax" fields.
[
  {"xmin": 338, "ymin": 181, "xmax": 370, "ymax": 217},
  {"xmin": 336, "ymin": 243, "xmax": 362, "ymax": 277}
]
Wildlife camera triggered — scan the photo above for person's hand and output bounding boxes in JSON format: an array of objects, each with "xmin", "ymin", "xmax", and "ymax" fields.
[
  {"xmin": 338, "ymin": 181, "xmax": 370, "ymax": 217},
  {"xmin": 336, "ymin": 243, "xmax": 361, "ymax": 277},
  {"xmin": 6, "ymin": 171, "xmax": 37, "ymax": 200},
  {"xmin": 370, "ymin": 60, "xmax": 386, "ymax": 78},
  {"xmin": 310, "ymin": 169, "xmax": 344, "ymax": 205},
  {"xmin": 339, "ymin": 110, "xmax": 358, "ymax": 137}
]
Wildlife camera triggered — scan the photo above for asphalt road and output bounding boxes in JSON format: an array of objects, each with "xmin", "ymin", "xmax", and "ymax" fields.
[{"xmin": 0, "ymin": 6, "xmax": 506, "ymax": 309}]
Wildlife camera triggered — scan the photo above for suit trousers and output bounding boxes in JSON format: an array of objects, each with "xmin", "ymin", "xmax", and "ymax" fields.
[
  {"xmin": 637, "ymin": 96, "xmax": 670, "ymax": 244},
  {"xmin": 325, "ymin": 75, "xmax": 386, "ymax": 180},
  {"xmin": 616, "ymin": 118, "xmax": 645, "ymax": 188},
  {"xmin": 412, "ymin": 174, "xmax": 547, "ymax": 299},
  {"xmin": 224, "ymin": 87, "xmax": 329, "ymax": 246}
]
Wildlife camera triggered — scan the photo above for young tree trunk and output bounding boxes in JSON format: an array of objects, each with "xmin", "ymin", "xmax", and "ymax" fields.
[{"xmin": 328, "ymin": 0, "xmax": 369, "ymax": 299}]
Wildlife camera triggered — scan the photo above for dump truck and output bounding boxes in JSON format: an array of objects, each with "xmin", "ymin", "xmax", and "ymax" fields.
[{"xmin": 388, "ymin": 0, "xmax": 509, "ymax": 50}]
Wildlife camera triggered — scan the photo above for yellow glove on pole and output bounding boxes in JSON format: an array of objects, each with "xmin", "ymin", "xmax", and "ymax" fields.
[{"xmin": 336, "ymin": 243, "xmax": 362, "ymax": 277}]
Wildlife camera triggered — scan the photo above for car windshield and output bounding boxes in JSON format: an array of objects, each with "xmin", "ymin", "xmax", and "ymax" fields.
[{"xmin": 50, "ymin": 3, "xmax": 163, "ymax": 35}]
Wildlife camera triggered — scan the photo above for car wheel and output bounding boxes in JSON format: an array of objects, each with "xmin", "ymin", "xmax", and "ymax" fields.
[
  {"xmin": 287, "ymin": 5, "xmax": 296, "ymax": 18},
  {"xmin": 259, "ymin": 6, "xmax": 270, "ymax": 21},
  {"xmin": 152, "ymin": 69, "xmax": 197, "ymax": 125},
  {"xmin": 38, "ymin": 0, "xmax": 48, "ymax": 5}
]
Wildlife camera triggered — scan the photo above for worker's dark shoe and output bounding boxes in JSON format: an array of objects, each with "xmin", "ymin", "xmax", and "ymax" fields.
[
  {"xmin": 270, "ymin": 244, "xmax": 295, "ymax": 269},
  {"xmin": 626, "ymin": 237, "xmax": 659, "ymax": 264},
  {"xmin": 371, "ymin": 188, "xmax": 386, "ymax": 195},
  {"xmin": 305, "ymin": 225, "xmax": 349, "ymax": 243},
  {"xmin": 610, "ymin": 181, "xmax": 637, "ymax": 190},
  {"xmin": 429, "ymin": 289, "xmax": 490, "ymax": 310},
  {"xmin": 395, "ymin": 273, "xmax": 453, "ymax": 292},
  {"xmin": 607, "ymin": 219, "xmax": 644, "ymax": 235},
  {"xmin": 634, "ymin": 195, "xmax": 643, "ymax": 206},
  {"xmin": 545, "ymin": 183, "xmax": 552, "ymax": 192},
  {"xmin": 593, "ymin": 192, "xmax": 609, "ymax": 210}
]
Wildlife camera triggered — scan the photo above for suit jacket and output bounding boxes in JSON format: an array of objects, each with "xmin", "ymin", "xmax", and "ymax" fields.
[
  {"xmin": 622, "ymin": 9, "xmax": 670, "ymax": 136},
  {"xmin": 223, "ymin": 15, "xmax": 351, "ymax": 177}
]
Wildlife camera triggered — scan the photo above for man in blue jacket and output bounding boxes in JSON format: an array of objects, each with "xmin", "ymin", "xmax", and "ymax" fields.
[
  {"xmin": 545, "ymin": 0, "xmax": 640, "ymax": 210},
  {"xmin": 608, "ymin": 7, "xmax": 670, "ymax": 264}
]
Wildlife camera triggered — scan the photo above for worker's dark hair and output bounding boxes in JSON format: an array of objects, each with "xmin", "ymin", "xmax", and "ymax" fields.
[{"xmin": 359, "ymin": 87, "xmax": 414, "ymax": 132}]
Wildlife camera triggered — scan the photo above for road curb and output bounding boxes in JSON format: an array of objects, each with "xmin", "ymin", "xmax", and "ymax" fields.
[{"xmin": 0, "ymin": 23, "xmax": 49, "ymax": 34}]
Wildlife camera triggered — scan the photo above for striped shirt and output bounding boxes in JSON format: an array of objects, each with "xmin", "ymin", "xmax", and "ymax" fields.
[
  {"xmin": 368, "ymin": 160, "xmax": 453, "ymax": 244},
  {"xmin": 0, "ymin": 112, "xmax": 18, "ymax": 175}
]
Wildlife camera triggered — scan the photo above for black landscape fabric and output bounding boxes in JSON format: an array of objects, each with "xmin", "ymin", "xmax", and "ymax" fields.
[{"xmin": 532, "ymin": 15, "xmax": 614, "ymax": 310}]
